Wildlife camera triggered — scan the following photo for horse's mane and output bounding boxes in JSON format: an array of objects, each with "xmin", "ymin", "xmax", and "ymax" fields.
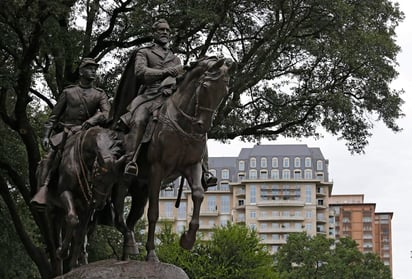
[{"xmin": 176, "ymin": 56, "xmax": 219, "ymax": 85}]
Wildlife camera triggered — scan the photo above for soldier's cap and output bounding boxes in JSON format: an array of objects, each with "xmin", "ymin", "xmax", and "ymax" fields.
[{"xmin": 79, "ymin": 58, "xmax": 99, "ymax": 69}]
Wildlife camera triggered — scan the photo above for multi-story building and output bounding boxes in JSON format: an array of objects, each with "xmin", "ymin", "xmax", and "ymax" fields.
[
  {"xmin": 329, "ymin": 194, "xmax": 393, "ymax": 269},
  {"xmin": 158, "ymin": 144, "xmax": 332, "ymax": 253},
  {"xmin": 157, "ymin": 144, "xmax": 392, "ymax": 268}
]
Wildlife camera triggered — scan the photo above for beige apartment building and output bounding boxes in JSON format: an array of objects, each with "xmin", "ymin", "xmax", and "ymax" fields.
[
  {"xmin": 157, "ymin": 144, "xmax": 392, "ymax": 268},
  {"xmin": 158, "ymin": 144, "xmax": 332, "ymax": 253}
]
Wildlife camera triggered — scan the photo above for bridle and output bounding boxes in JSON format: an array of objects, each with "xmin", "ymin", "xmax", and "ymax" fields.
[
  {"xmin": 170, "ymin": 63, "xmax": 228, "ymax": 127},
  {"xmin": 74, "ymin": 129, "xmax": 114, "ymax": 206}
]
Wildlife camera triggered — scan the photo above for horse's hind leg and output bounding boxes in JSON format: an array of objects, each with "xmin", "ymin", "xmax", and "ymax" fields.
[
  {"xmin": 180, "ymin": 163, "xmax": 204, "ymax": 250},
  {"xmin": 146, "ymin": 168, "xmax": 161, "ymax": 262},
  {"xmin": 57, "ymin": 190, "xmax": 79, "ymax": 260},
  {"xmin": 112, "ymin": 179, "xmax": 139, "ymax": 260},
  {"xmin": 122, "ymin": 182, "xmax": 148, "ymax": 259}
]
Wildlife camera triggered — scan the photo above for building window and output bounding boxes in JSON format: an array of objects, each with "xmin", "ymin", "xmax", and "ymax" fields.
[
  {"xmin": 238, "ymin": 173, "xmax": 245, "ymax": 181},
  {"xmin": 305, "ymin": 186, "xmax": 312, "ymax": 203},
  {"xmin": 316, "ymin": 160, "xmax": 323, "ymax": 170},
  {"xmin": 207, "ymin": 196, "xmax": 217, "ymax": 211},
  {"xmin": 272, "ymin": 157, "xmax": 278, "ymax": 168},
  {"xmin": 272, "ymin": 210, "xmax": 280, "ymax": 217},
  {"xmin": 221, "ymin": 196, "xmax": 230, "ymax": 214},
  {"xmin": 178, "ymin": 202, "xmax": 186, "ymax": 219},
  {"xmin": 249, "ymin": 223, "xmax": 256, "ymax": 230},
  {"xmin": 250, "ymin": 157, "xmax": 256, "ymax": 168},
  {"xmin": 165, "ymin": 202, "xmax": 174, "ymax": 218},
  {"xmin": 294, "ymin": 157, "xmax": 301, "ymax": 168},
  {"xmin": 306, "ymin": 223, "xmax": 312, "ymax": 231},
  {"xmin": 238, "ymin": 199, "xmax": 245, "ymax": 206},
  {"xmin": 238, "ymin": 160, "xmax": 245, "ymax": 171},
  {"xmin": 305, "ymin": 157, "xmax": 312, "ymax": 167},
  {"xmin": 220, "ymin": 183, "xmax": 229, "ymax": 191},
  {"xmin": 249, "ymin": 169, "xmax": 257, "ymax": 179},
  {"xmin": 294, "ymin": 170, "xmax": 302, "ymax": 179},
  {"xmin": 282, "ymin": 169, "xmax": 290, "ymax": 179},
  {"xmin": 283, "ymin": 157, "xmax": 290, "ymax": 168},
  {"xmin": 304, "ymin": 169, "xmax": 313, "ymax": 179},
  {"xmin": 209, "ymin": 169, "xmax": 217, "ymax": 177},
  {"xmin": 238, "ymin": 213, "xmax": 245, "ymax": 222},
  {"xmin": 261, "ymin": 223, "xmax": 267, "ymax": 229},
  {"xmin": 260, "ymin": 170, "xmax": 268, "ymax": 179},
  {"xmin": 221, "ymin": 169, "xmax": 229, "ymax": 180},
  {"xmin": 250, "ymin": 211, "xmax": 256, "ymax": 218},
  {"xmin": 261, "ymin": 157, "xmax": 267, "ymax": 168},
  {"xmin": 250, "ymin": 185, "xmax": 256, "ymax": 203},
  {"xmin": 271, "ymin": 169, "xmax": 279, "ymax": 179},
  {"xmin": 306, "ymin": 210, "xmax": 312, "ymax": 218}
]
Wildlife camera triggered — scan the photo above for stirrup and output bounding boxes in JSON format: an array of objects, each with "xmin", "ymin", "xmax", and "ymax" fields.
[{"xmin": 124, "ymin": 161, "xmax": 139, "ymax": 176}]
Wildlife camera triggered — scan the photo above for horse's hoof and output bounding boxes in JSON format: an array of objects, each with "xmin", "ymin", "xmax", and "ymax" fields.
[
  {"xmin": 146, "ymin": 250, "xmax": 159, "ymax": 262},
  {"xmin": 124, "ymin": 243, "xmax": 139, "ymax": 255},
  {"xmin": 180, "ymin": 231, "xmax": 195, "ymax": 250}
]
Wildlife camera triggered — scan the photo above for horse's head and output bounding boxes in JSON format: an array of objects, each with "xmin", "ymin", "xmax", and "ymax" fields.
[
  {"xmin": 91, "ymin": 129, "xmax": 125, "ymax": 210},
  {"xmin": 173, "ymin": 56, "xmax": 234, "ymax": 134},
  {"xmin": 192, "ymin": 57, "xmax": 234, "ymax": 133}
]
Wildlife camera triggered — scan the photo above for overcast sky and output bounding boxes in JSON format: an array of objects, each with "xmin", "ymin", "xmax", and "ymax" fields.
[{"xmin": 208, "ymin": 1, "xmax": 412, "ymax": 278}]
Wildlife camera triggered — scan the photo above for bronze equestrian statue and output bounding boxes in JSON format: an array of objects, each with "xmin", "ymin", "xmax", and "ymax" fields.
[
  {"xmin": 110, "ymin": 54, "xmax": 234, "ymax": 261},
  {"xmin": 111, "ymin": 18, "xmax": 217, "ymax": 188},
  {"xmin": 43, "ymin": 126, "xmax": 124, "ymax": 273},
  {"xmin": 31, "ymin": 58, "xmax": 111, "ymax": 209},
  {"xmin": 31, "ymin": 58, "xmax": 123, "ymax": 274}
]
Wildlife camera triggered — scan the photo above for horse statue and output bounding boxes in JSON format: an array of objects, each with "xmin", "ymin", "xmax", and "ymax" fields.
[
  {"xmin": 110, "ymin": 56, "xmax": 234, "ymax": 262},
  {"xmin": 37, "ymin": 126, "xmax": 124, "ymax": 274}
]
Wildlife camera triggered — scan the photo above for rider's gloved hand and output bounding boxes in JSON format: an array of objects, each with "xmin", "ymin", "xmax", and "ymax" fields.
[
  {"xmin": 42, "ymin": 137, "xmax": 50, "ymax": 151},
  {"xmin": 164, "ymin": 67, "xmax": 179, "ymax": 77},
  {"xmin": 164, "ymin": 65, "xmax": 184, "ymax": 77},
  {"xmin": 81, "ymin": 121, "xmax": 92, "ymax": 130}
]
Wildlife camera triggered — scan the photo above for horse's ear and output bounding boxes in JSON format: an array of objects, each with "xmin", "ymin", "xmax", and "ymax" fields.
[{"xmin": 208, "ymin": 58, "xmax": 225, "ymax": 72}]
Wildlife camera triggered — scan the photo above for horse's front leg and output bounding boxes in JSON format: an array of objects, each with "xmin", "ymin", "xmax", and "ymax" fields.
[
  {"xmin": 145, "ymin": 165, "xmax": 162, "ymax": 262},
  {"xmin": 68, "ymin": 209, "xmax": 93, "ymax": 268},
  {"xmin": 57, "ymin": 190, "xmax": 79, "ymax": 260},
  {"xmin": 180, "ymin": 163, "xmax": 204, "ymax": 250}
]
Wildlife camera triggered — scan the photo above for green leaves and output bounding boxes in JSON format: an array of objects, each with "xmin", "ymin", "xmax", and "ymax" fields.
[
  {"xmin": 157, "ymin": 223, "xmax": 279, "ymax": 279},
  {"xmin": 276, "ymin": 232, "xmax": 392, "ymax": 279}
]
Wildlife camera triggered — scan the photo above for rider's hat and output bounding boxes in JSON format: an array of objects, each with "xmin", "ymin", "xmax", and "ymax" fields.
[{"xmin": 79, "ymin": 57, "xmax": 99, "ymax": 69}]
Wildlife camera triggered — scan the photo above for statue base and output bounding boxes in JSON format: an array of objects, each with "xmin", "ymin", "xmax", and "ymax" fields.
[{"xmin": 54, "ymin": 259, "xmax": 189, "ymax": 279}]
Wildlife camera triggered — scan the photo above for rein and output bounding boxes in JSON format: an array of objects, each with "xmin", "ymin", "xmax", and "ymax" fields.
[
  {"xmin": 74, "ymin": 129, "xmax": 93, "ymax": 204},
  {"xmin": 74, "ymin": 128, "xmax": 112, "ymax": 205}
]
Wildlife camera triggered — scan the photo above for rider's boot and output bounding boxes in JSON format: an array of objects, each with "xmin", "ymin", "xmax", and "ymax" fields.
[
  {"xmin": 124, "ymin": 126, "xmax": 145, "ymax": 176},
  {"xmin": 30, "ymin": 174, "xmax": 51, "ymax": 211},
  {"xmin": 201, "ymin": 171, "xmax": 218, "ymax": 191}
]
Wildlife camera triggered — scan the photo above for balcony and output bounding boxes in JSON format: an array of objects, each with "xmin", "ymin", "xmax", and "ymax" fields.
[
  {"xmin": 257, "ymin": 199, "xmax": 305, "ymax": 207},
  {"xmin": 236, "ymin": 189, "xmax": 246, "ymax": 196},
  {"xmin": 260, "ymin": 239, "xmax": 287, "ymax": 245},
  {"xmin": 200, "ymin": 210, "xmax": 219, "ymax": 216},
  {"xmin": 259, "ymin": 227, "xmax": 304, "ymax": 233},
  {"xmin": 258, "ymin": 215, "xmax": 304, "ymax": 221},
  {"xmin": 199, "ymin": 223, "xmax": 216, "ymax": 230},
  {"xmin": 235, "ymin": 218, "xmax": 245, "ymax": 224}
]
